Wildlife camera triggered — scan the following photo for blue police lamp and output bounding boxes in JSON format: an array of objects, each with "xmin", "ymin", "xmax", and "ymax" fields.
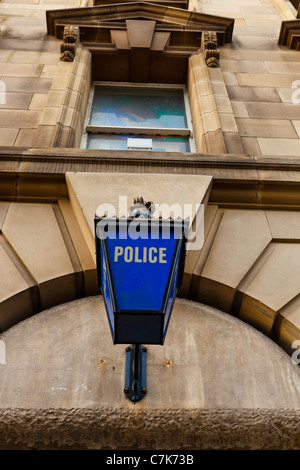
[{"xmin": 95, "ymin": 197, "xmax": 187, "ymax": 402}]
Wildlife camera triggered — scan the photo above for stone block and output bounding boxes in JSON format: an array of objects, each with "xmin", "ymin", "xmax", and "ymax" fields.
[
  {"xmin": 29, "ymin": 94, "xmax": 48, "ymax": 110},
  {"xmin": 187, "ymin": 205, "xmax": 221, "ymax": 299},
  {"xmin": 233, "ymin": 26, "xmax": 278, "ymax": 38},
  {"xmin": 215, "ymin": 96, "xmax": 233, "ymax": 113},
  {"xmin": 199, "ymin": 210, "xmax": 272, "ymax": 312},
  {"xmin": 0, "ymin": 110, "xmax": 41, "ymax": 128},
  {"xmin": 0, "ymin": 63, "xmax": 43, "ymax": 77},
  {"xmin": 0, "ymin": 51, "xmax": 13, "ymax": 62},
  {"xmin": 246, "ymin": 102, "xmax": 300, "ymax": 120},
  {"xmin": 46, "ymin": 91, "xmax": 66, "ymax": 107},
  {"xmin": 50, "ymin": 75, "xmax": 71, "ymax": 91},
  {"xmin": 266, "ymin": 210, "xmax": 300, "ymax": 240},
  {"xmin": 292, "ymin": 120, "xmax": 300, "ymax": 138},
  {"xmin": 202, "ymin": 111, "xmax": 222, "ymax": 133},
  {"xmin": 2, "ymin": 203, "xmax": 74, "ymax": 285},
  {"xmin": 210, "ymin": 81, "xmax": 228, "ymax": 97},
  {"xmin": 233, "ymin": 37, "xmax": 279, "ymax": 51},
  {"xmin": 0, "ymin": 241, "xmax": 32, "ymax": 327},
  {"xmin": 0, "ymin": 128, "xmax": 18, "ymax": 146},
  {"xmin": 219, "ymin": 113, "xmax": 238, "ymax": 132},
  {"xmin": 222, "ymin": 49, "xmax": 300, "ymax": 62},
  {"xmin": 237, "ymin": 73, "xmax": 300, "ymax": 88},
  {"xmin": 39, "ymin": 107, "xmax": 61, "ymax": 126},
  {"xmin": 241, "ymin": 136, "xmax": 262, "ymax": 155},
  {"xmin": 220, "ymin": 59, "xmax": 268, "ymax": 74},
  {"xmin": 197, "ymin": 93, "xmax": 218, "ymax": 114},
  {"xmin": 258, "ymin": 138, "xmax": 300, "ymax": 156},
  {"xmin": 58, "ymin": 200, "xmax": 97, "ymax": 296},
  {"xmin": 2, "ymin": 77, "xmax": 52, "ymax": 94},
  {"xmin": 10, "ymin": 51, "xmax": 60, "ymax": 65},
  {"xmin": 14, "ymin": 129, "xmax": 36, "ymax": 147},
  {"xmin": 0, "ymin": 92, "xmax": 32, "ymax": 110},
  {"xmin": 204, "ymin": 129, "xmax": 226, "ymax": 154},
  {"xmin": 231, "ymin": 101, "xmax": 249, "ymax": 118},
  {"xmin": 277, "ymin": 88, "xmax": 295, "ymax": 103},
  {"xmin": 41, "ymin": 65, "xmax": 58, "ymax": 78},
  {"xmin": 32, "ymin": 125, "xmax": 56, "ymax": 148},
  {"xmin": 239, "ymin": 243, "xmax": 300, "ymax": 335},
  {"xmin": 227, "ymin": 86, "xmax": 281, "ymax": 103},
  {"xmin": 0, "ymin": 203, "xmax": 9, "ymax": 230},
  {"xmin": 265, "ymin": 61, "xmax": 300, "ymax": 74},
  {"xmin": 236, "ymin": 118, "xmax": 298, "ymax": 138},
  {"xmin": 222, "ymin": 72, "xmax": 238, "ymax": 86},
  {"xmin": 223, "ymin": 132, "xmax": 245, "ymax": 154}
]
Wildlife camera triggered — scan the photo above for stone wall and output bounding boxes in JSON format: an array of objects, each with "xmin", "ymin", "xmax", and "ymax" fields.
[
  {"xmin": 0, "ymin": 168, "xmax": 299, "ymax": 363},
  {"xmin": 0, "ymin": 297, "xmax": 299, "ymax": 449},
  {"xmin": 0, "ymin": 0, "xmax": 300, "ymax": 450},
  {"xmin": 1, "ymin": 0, "xmax": 300, "ymax": 156},
  {"xmin": 194, "ymin": 0, "xmax": 300, "ymax": 156}
]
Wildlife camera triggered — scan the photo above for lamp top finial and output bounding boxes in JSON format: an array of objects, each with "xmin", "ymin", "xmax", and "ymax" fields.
[{"xmin": 129, "ymin": 197, "xmax": 155, "ymax": 218}]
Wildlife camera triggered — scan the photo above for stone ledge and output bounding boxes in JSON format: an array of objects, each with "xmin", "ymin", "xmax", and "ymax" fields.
[
  {"xmin": 2, "ymin": 146, "xmax": 300, "ymax": 170},
  {"xmin": 1, "ymin": 147, "xmax": 300, "ymax": 208},
  {"xmin": 0, "ymin": 407, "xmax": 298, "ymax": 450}
]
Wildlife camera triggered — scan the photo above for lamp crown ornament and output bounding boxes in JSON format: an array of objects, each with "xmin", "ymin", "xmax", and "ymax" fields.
[{"xmin": 129, "ymin": 196, "xmax": 155, "ymax": 219}]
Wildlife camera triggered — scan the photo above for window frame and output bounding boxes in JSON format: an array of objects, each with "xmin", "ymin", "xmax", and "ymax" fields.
[{"xmin": 80, "ymin": 81, "xmax": 195, "ymax": 152}]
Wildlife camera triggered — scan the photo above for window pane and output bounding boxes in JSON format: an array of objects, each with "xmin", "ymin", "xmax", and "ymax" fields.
[
  {"xmin": 87, "ymin": 134, "xmax": 190, "ymax": 152},
  {"xmin": 89, "ymin": 86, "xmax": 188, "ymax": 129}
]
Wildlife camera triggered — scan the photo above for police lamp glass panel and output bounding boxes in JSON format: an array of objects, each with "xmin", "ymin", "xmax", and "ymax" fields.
[
  {"xmin": 95, "ymin": 218, "xmax": 186, "ymax": 345},
  {"xmin": 84, "ymin": 85, "xmax": 194, "ymax": 153}
]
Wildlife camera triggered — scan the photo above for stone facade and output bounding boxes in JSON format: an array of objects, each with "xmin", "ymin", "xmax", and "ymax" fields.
[{"xmin": 0, "ymin": 0, "xmax": 300, "ymax": 450}]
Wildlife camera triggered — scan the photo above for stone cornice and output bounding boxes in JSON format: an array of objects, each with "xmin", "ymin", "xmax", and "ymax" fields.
[
  {"xmin": 46, "ymin": 2, "xmax": 234, "ymax": 45},
  {"xmin": 0, "ymin": 147, "xmax": 300, "ymax": 208},
  {"xmin": 93, "ymin": 0, "xmax": 190, "ymax": 8},
  {"xmin": 1, "ymin": 146, "xmax": 300, "ymax": 171}
]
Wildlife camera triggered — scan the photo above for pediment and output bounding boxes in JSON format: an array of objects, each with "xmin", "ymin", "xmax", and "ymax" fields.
[
  {"xmin": 46, "ymin": 2, "xmax": 234, "ymax": 46},
  {"xmin": 46, "ymin": 2, "xmax": 234, "ymax": 83},
  {"xmin": 93, "ymin": 0, "xmax": 190, "ymax": 8}
]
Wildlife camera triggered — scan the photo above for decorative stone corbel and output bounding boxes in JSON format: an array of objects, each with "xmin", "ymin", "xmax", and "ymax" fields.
[
  {"xmin": 60, "ymin": 25, "xmax": 79, "ymax": 62},
  {"xmin": 201, "ymin": 31, "xmax": 220, "ymax": 68}
]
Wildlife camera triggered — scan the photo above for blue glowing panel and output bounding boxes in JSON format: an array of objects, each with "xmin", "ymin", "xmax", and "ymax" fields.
[
  {"xmin": 163, "ymin": 239, "xmax": 182, "ymax": 339},
  {"xmin": 99, "ymin": 241, "xmax": 114, "ymax": 334},
  {"xmin": 89, "ymin": 86, "xmax": 188, "ymax": 129},
  {"xmin": 107, "ymin": 228, "xmax": 177, "ymax": 312},
  {"xmin": 96, "ymin": 220, "xmax": 184, "ymax": 313}
]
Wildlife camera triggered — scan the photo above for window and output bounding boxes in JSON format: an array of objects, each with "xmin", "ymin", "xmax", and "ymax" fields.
[
  {"xmin": 289, "ymin": 0, "xmax": 300, "ymax": 9},
  {"xmin": 81, "ymin": 83, "xmax": 195, "ymax": 153}
]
